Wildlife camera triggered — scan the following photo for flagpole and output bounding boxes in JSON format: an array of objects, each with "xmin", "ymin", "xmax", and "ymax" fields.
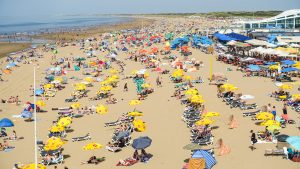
[{"xmin": 33, "ymin": 66, "xmax": 37, "ymax": 169}]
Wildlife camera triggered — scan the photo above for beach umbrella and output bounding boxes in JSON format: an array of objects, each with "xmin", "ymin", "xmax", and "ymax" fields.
[
  {"xmin": 0, "ymin": 118, "xmax": 14, "ymax": 127},
  {"xmin": 202, "ymin": 112, "xmax": 220, "ymax": 118},
  {"xmin": 44, "ymin": 137, "xmax": 65, "ymax": 151},
  {"xmin": 49, "ymin": 125, "xmax": 65, "ymax": 132},
  {"xmin": 255, "ymin": 112, "xmax": 274, "ymax": 120},
  {"xmin": 84, "ymin": 77, "xmax": 93, "ymax": 83},
  {"xmin": 100, "ymin": 85, "xmax": 113, "ymax": 91},
  {"xmin": 279, "ymin": 84, "xmax": 293, "ymax": 90},
  {"xmin": 129, "ymin": 100, "xmax": 141, "ymax": 106},
  {"xmin": 183, "ymin": 143, "xmax": 202, "ymax": 150},
  {"xmin": 240, "ymin": 95, "xmax": 255, "ymax": 100},
  {"xmin": 44, "ymin": 84, "xmax": 54, "ymax": 90},
  {"xmin": 131, "ymin": 70, "xmax": 138, "ymax": 75},
  {"xmin": 20, "ymin": 163, "xmax": 46, "ymax": 169},
  {"xmin": 292, "ymin": 94, "xmax": 300, "ymax": 100},
  {"xmin": 286, "ymin": 136, "xmax": 300, "ymax": 150},
  {"xmin": 109, "ymin": 69, "xmax": 119, "ymax": 74},
  {"xmin": 57, "ymin": 117, "xmax": 72, "ymax": 127},
  {"xmin": 54, "ymin": 77, "xmax": 63, "ymax": 83},
  {"xmin": 281, "ymin": 60, "xmax": 296, "ymax": 65},
  {"xmin": 70, "ymin": 102, "xmax": 81, "ymax": 109},
  {"xmin": 191, "ymin": 150, "xmax": 216, "ymax": 169},
  {"xmin": 36, "ymin": 100, "xmax": 46, "ymax": 107},
  {"xmin": 128, "ymin": 111, "xmax": 143, "ymax": 117},
  {"xmin": 281, "ymin": 67, "xmax": 299, "ymax": 73},
  {"xmin": 260, "ymin": 120, "xmax": 280, "ymax": 126},
  {"xmin": 141, "ymin": 83, "xmax": 151, "ymax": 88},
  {"xmin": 96, "ymin": 105, "xmax": 108, "ymax": 115},
  {"xmin": 183, "ymin": 75, "xmax": 192, "ymax": 81},
  {"xmin": 132, "ymin": 136, "xmax": 152, "ymax": 150},
  {"xmin": 74, "ymin": 83, "xmax": 86, "ymax": 91},
  {"xmin": 133, "ymin": 119, "xmax": 146, "ymax": 132},
  {"xmin": 83, "ymin": 142, "xmax": 103, "ymax": 150},
  {"xmin": 267, "ymin": 125, "xmax": 281, "ymax": 132},
  {"xmin": 185, "ymin": 89, "xmax": 198, "ymax": 95},
  {"xmin": 277, "ymin": 134, "xmax": 289, "ymax": 142},
  {"xmin": 269, "ymin": 65, "xmax": 279, "ymax": 70},
  {"xmin": 111, "ymin": 75, "xmax": 119, "ymax": 79},
  {"xmin": 195, "ymin": 118, "xmax": 214, "ymax": 126},
  {"xmin": 35, "ymin": 89, "xmax": 44, "ymax": 96}
]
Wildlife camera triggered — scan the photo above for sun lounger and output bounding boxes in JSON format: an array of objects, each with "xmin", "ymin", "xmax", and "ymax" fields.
[
  {"xmin": 72, "ymin": 133, "xmax": 91, "ymax": 142},
  {"xmin": 243, "ymin": 110, "xmax": 260, "ymax": 117},
  {"xmin": 105, "ymin": 145, "xmax": 122, "ymax": 152},
  {"xmin": 264, "ymin": 148, "xmax": 286, "ymax": 156},
  {"xmin": 42, "ymin": 154, "xmax": 64, "ymax": 165}
]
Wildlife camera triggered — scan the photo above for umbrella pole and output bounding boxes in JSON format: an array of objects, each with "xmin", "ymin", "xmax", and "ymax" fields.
[{"xmin": 34, "ymin": 66, "xmax": 38, "ymax": 169}]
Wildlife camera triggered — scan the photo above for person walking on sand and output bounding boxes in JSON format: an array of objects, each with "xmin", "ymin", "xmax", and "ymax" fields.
[
  {"xmin": 216, "ymin": 138, "xmax": 230, "ymax": 156},
  {"xmin": 124, "ymin": 82, "xmax": 128, "ymax": 92},
  {"xmin": 271, "ymin": 106, "xmax": 276, "ymax": 119},
  {"xmin": 250, "ymin": 130, "xmax": 257, "ymax": 151},
  {"xmin": 228, "ymin": 114, "xmax": 238, "ymax": 129}
]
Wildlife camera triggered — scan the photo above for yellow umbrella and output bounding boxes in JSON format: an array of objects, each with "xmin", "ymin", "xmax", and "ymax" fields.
[
  {"xmin": 96, "ymin": 105, "xmax": 108, "ymax": 115},
  {"xmin": 256, "ymin": 112, "xmax": 274, "ymax": 120},
  {"xmin": 190, "ymin": 98, "xmax": 205, "ymax": 104},
  {"xmin": 269, "ymin": 65, "xmax": 279, "ymax": 70},
  {"xmin": 44, "ymin": 84, "xmax": 54, "ymax": 90},
  {"xmin": 100, "ymin": 80, "xmax": 110, "ymax": 85},
  {"xmin": 83, "ymin": 142, "xmax": 103, "ymax": 150},
  {"xmin": 54, "ymin": 77, "xmax": 63, "ymax": 83},
  {"xmin": 144, "ymin": 72, "xmax": 150, "ymax": 78},
  {"xmin": 131, "ymin": 70, "xmax": 138, "ymax": 75},
  {"xmin": 133, "ymin": 119, "xmax": 146, "ymax": 132},
  {"xmin": 57, "ymin": 117, "xmax": 72, "ymax": 127},
  {"xmin": 260, "ymin": 120, "xmax": 280, "ymax": 126},
  {"xmin": 128, "ymin": 111, "xmax": 143, "ymax": 116},
  {"xmin": 279, "ymin": 84, "xmax": 293, "ymax": 90},
  {"xmin": 129, "ymin": 100, "xmax": 141, "ymax": 106},
  {"xmin": 195, "ymin": 118, "xmax": 214, "ymax": 126},
  {"xmin": 172, "ymin": 69, "xmax": 184, "ymax": 77},
  {"xmin": 70, "ymin": 102, "xmax": 81, "ymax": 109},
  {"xmin": 49, "ymin": 125, "xmax": 65, "ymax": 132},
  {"xmin": 202, "ymin": 112, "xmax": 220, "ymax": 118},
  {"xmin": 46, "ymin": 137, "xmax": 65, "ymax": 147},
  {"xmin": 100, "ymin": 85, "xmax": 113, "ymax": 91},
  {"xmin": 109, "ymin": 69, "xmax": 119, "ymax": 74},
  {"xmin": 292, "ymin": 94, "xmax": 300, "ymax": 100},
  {"xmin": 20, "ymin": 163, "xmax": 46, "ymax": 169},
  {"xmin": 220, "ymin": 83, "xmax": 236, "ymax": 91},
  {"xmin": 111, "ymin": 75, "xmax": 119, "ymax": 79},
  {"xmin": 183, "ymin": 75, "xmax": 192, "ymax": 81},
  {"xmin": 44, "ymin": 138, "xmax": 65, "ymax": 151},
  {"xmin": 74, "ymin": 83, "xmax": 86, "ymax": 91},
  {"xmin": 185, "ymin": 89, "xmax": 198, "ymax": 95},
  {"xmin": 36, "ymin": 100, "xmax": 46, "ymax": 107},
  {"xmin": 84, "ymin": 77, "xmax": 93, "ymax": 83},
  {"xmin": 141, "ymin": 83, "xmax": 151, "ymax": 88},
  {"xmin": 267, "ymin": 125, "xmax": 281, "ymax": 132},
  {"xmin": 189, "ymin": 95, "xmax": 203, "ymax": 100}
]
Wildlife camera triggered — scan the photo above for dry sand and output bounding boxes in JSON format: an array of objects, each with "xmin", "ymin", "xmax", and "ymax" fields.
[{"xmin": 0, "ymin": 18, "xmax": 299, "ymax": 169}]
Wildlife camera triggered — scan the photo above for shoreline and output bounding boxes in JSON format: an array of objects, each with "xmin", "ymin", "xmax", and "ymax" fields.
[{"xmin": 0, "ymin": 17, "xmax": 155, "ymax": 58}]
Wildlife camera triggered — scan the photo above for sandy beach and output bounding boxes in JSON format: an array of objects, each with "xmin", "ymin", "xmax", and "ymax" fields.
[{"xmin": 0, "ymin": 17, "xmax": 299, "ymax": 169}]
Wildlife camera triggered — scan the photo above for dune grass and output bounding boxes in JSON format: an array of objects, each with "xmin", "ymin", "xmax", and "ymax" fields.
[{"xmin": 0, "ymin": 42, "xmax": 31, "ymax": 58}]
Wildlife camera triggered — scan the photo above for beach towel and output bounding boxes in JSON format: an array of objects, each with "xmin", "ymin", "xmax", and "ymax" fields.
[{"xmin": 188, "ymin": 158, "xmax": 205, "ymax": 169}]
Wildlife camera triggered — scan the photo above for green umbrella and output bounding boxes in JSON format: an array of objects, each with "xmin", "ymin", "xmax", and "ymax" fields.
[{"xmin": 183, "ymin": 143, "xmax": 202, "ymax": 150}]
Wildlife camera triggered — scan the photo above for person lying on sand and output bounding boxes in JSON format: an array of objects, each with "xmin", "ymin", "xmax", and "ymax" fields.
[{"xmin": 81, "ymin": 156, "xmax": 105, "ymax": 165}]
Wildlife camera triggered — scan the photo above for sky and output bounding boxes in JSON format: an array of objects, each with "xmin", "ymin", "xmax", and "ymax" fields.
[{"xmin": 0, "ymin": 0, "xmax": 299, "ymax": 17}]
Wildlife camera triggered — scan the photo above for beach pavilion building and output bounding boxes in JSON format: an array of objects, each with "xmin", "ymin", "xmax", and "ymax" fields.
[{"xmin": 243, "ymin": 9, "xmax": 300, "ymax": 30}]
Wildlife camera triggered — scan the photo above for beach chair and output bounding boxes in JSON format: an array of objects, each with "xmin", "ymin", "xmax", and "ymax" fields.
[
  {"xmin": 243, "ymin": 110, "xmax": 260, "ymax": 117},
  {"xmin": 42, "ymin": 154, "xmax": 64, "ymax": 165},
  {"xmin": 72, "ymin": 133, "xmax": 91, "ymax": 142},
  {"xmin": 264, "ymin": 148, "xmax": 285, "ymax": 156}
]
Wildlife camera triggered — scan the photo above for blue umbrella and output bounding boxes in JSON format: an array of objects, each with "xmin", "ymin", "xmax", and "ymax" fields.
[
  {"xmin": 35, "ymin": 89, "xmax": 44, "ymax": 96},
  {"xmin": 132, "ymin": 136, "xmax": 152, "ymax": 150},
  {"xmin": 21, "ymin": 110, "xmax": 33, "ymax": 118},
  {"xmin": 281, "ymin": 67, "xmax": 299, "ymax": 73},
  {"xmin": 192, "ymin": 150, "xmax": 217, "ymax": 169},
  {"xmin": 286, "ymin": 136, "xmax": 300, "ymax": 150},
  {"xmin": 0, "ymin": 118, "xmax": 14, "ymax": 127},
  {"xmin": 281, "ymin": 60, "xmax": 296, "ymax": 65},
  {"xmin": 265, "ymin": 62, "xmax": 277, "ymax": 65},
  {"xmin": 5, "ymin": 62, "xmax": 17, "ymax": 69},
  {"xmin": 247, "ymin": 64, "xmax": 261, "ymax": 71}
]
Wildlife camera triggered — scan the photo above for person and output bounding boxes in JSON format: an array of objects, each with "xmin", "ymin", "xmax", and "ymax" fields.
[
  {"xmin": 250, "ymin": 130, "xmax": 257, "ymax": 151},
  {"xmin": 10, "ymin": 130, "xmax": 17, "ymax": 140},
  {"xmin": 133, "ymin": 150, "xmax": 140, "ymax": 160},
  {"xmin": 282, "ymin": 104, "xmax": 288, "ymax": 121},
  {"xmin": 81, "ymin": 156, "xmax": 97, "ymax": 164},
  {"xmin": 0, "ymin": 143, "xmax": 4, "ymax": 151},
  {"xmin": 228, "ymin": 115, "xmax": 238, "ymax": 129},
  {"xmin": 216, "ymin": 138, "xmax": 230, "ymax": 156},
  {"xmin": 124, "ymin": 82, "xmax": 128, "ymax": 92},
  {"xmin": 271, "ymin": 106, "xmax": 276, "ymax": 119},
  {"xmin": 267, "ymin": 103, "xmax": 272, "ymax": 112}
]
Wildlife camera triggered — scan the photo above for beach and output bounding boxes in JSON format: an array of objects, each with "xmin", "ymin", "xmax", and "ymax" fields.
[{"xmin": 0, "ymin": 17, "xmax": 299, "ymax": 169}]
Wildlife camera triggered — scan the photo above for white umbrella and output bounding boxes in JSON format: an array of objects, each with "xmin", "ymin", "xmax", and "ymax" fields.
[{"xmin": 240, "ymin": 95, "xmax": 255, "ymax": 100}]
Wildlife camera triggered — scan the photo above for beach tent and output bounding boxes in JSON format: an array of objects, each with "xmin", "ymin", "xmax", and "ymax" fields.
[
  {"xmin": 226, "ymin": 32, "xmax": 252, "ymax": 42},
  {"xmin": 0, "ymin": 118, "xmax": 14, "ymax": 127},
  {"xmin": 35, "ymin": 89, "xmax": 44, "ymax": 96},
  {"xmin": 191, "ymin": 150, "xmax": 216, "ymax": 169},
  {"xmin": 213, "ymin": 32, "xmax": 236, "ymax": 42},
  {"xmin": 286, "ymin": 136, "xmax": 300, "ymax": 150}
]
